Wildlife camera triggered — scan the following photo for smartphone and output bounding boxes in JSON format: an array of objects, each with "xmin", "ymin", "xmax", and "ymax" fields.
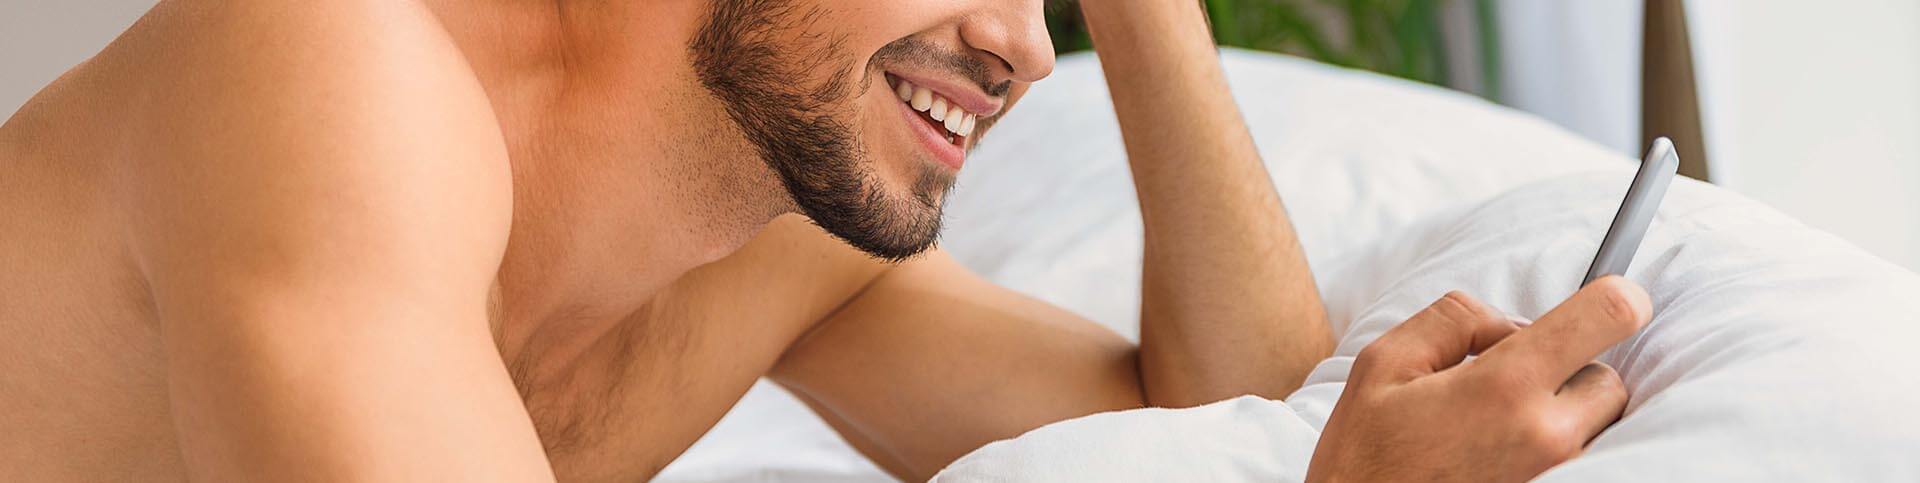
[{"xmin": 1582, "ymin": 137, "xmax": 1679, "ymax": 286}]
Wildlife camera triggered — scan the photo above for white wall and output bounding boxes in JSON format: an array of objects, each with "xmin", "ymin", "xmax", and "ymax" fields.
[
  {"xmin": 1493, "ymin": 1, "xmax": 1643, "ymax": 156},
  {"xmin": 1492, "ymin": 0, "xmax": 1920, "ymax": 271},
  {"xmin": 1689, "ymin": 0, "xmax": 1920, "ymax": 271}
]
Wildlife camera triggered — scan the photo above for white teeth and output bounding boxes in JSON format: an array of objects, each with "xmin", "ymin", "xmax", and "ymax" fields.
[
  {"xmin": 909, "ymin": 86, "xmax": 932, "ymax": 111},
  {"xmin": 928, "ymin": 97, "xmax": 948, "ymax": 122},
  {"xmin": 893, "ymin": 78, "xmax": 983, "ymax": 139},
  {"xmin": 895, "ymin": 81, "xmax": 914, "ymax": 102},
  {"xmin": 943, "ymin": 106, "xmax": 965, "ymax": 133},
  {"xmin": 944, "ymin": 108, "xmax": 967, "ymax": 132}
]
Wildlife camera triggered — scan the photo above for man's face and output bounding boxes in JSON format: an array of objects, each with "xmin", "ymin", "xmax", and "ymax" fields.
[{"xmin": 690, "ymin": 0, "xmax": 1053, "ymax": 261}]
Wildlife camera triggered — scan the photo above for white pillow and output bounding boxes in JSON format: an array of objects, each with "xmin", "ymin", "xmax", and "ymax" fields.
[
  {"xmin": 670, "ymin": 49, "xmax": 1920, "ymax": 481},
  {"xmin": 938, "ymin": 50, "xmax": 1920, "ymax": 481},
  {"xmin": 1302, "ymin": 172, "xmax": 1920, "ymax": 481},
  {"xmin": 939, "ymin": 169, "xmax": 1920, "ymax": 481},
  {"xmin": 944, "ymin": 48, "xmax": 1627, "ymax": 339}
]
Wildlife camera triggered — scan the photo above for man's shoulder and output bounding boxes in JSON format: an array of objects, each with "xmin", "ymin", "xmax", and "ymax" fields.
[
  {"xmin": 140, "ymin": 0, "xmax": 472, "ymax": 77},
  {"xmin": 137, "ymin": 0, "xmax": 500, "ymax": 151},
  {"xmin": 124, "ymin": 0, "xmax": 513, "ymax": 288},
  {"xmin": 153, "ymin": 0, "xmax": 457, "ymax": 51},
  {"xmin": 130, "ymin": 0, "xmax": 510, "ymax": 215}
]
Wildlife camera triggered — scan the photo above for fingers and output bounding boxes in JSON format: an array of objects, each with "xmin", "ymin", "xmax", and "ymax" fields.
[
  {"xmin": 1553, "ymin": 362, "xmax": 1629, "ymax": 447},
  {"xmin": 1480, "ymin": 276, "xmax": 1652, "ymax": 390},
  {"xmin": 1355, "ymin": 291, "xmax": 1523, "ymax": 383}
]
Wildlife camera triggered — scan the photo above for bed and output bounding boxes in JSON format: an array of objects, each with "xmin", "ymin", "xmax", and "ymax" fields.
[{"xmin": 659, "ymin": 49, "xmax": 1920, "ymax": 482}]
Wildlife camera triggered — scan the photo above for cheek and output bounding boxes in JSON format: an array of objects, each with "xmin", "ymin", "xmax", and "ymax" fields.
[
  {"xmin": 852, "ymin": 77, "xmax": 959, "ymax": 199},
  {"xmin": 854, "ymin": 76, "xmax": 920, "ymax": 170},
  {"xmin": 822, "ymin": 0, "xmax": 960, "ymax": 32},
  {"xmin": 817, "ymin": 0, "xmax": 970, "ymax": 58}
]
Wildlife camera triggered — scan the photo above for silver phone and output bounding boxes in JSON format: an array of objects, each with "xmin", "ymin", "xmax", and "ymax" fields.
[{"xmin": 1582, "ymin": 137, "xmax": 1679, "ymax": 286}]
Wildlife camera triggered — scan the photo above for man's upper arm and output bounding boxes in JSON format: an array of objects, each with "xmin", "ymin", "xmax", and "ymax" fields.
[
  {"xmin": 125, "ymin": 2, "xmax": 547, "ymax": 480},
  {"xmin": 771, "ymin": 250, "xmax": 1144, "ymax": 479}
]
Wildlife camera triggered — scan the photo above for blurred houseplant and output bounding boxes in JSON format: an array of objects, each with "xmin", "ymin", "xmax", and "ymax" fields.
[{"xmin": 1047, "ymin": 0, "xmax": 1503, "ymax": 101}]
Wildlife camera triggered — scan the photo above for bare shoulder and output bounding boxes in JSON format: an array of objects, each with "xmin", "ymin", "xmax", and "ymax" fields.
[{"xmin": 120, "ymin": 0, "xmax": 511, "ymax": 301}]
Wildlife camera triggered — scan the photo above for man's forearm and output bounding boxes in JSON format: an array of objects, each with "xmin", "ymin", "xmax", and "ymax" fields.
[{"xmin": 1080, "ymin": 0, "xmax": 1331, "ymax": 407}]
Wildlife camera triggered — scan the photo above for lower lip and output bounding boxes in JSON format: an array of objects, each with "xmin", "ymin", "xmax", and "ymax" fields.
[{"xmin": 895, "ymin": 93, "xmax": 967, "ymax": 170}]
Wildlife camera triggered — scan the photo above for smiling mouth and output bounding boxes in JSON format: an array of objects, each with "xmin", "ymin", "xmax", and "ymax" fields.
[{"xmin": 887, "ymin": 74, "xmax": 978, "ymax": 147}]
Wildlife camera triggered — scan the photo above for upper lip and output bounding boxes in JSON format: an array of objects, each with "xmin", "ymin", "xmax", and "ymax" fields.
[{"xmin": 886, "ymin": 70, "xmax": 1003, "ymax": 118}]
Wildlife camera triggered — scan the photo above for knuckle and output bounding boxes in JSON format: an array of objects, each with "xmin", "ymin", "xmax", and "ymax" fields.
[
  {"xmin": 1354, "ymin": 338, "xmax": 1431, "ymax": 384},
  {"xmin": 1420, "ymin": 303, "xmax": 1468, "ymax": 335},
  {"xmin": 1521, "ymin": 416, "xmax": 1581, "ymax": 460},
  {"xmin": 1436, "ymin": 291, "xmax": 1485, "ymax": 318},
  {"xmin": 1590, "ymin": 364, "xmax": 1627, "ymax": 391},
  {"xmin": 1353, "ymin": 341, "xmax": 1388, "ymax": 371},
  {"xmin": 1434, "ymin": 291, "xmax": 1505, "ymax": 333},
  {"xmin": 1591, "ymin": 373, "xmax": 1631, "ymax": 407},
  {"xmin": 1355, "ymin": 338, "xmax": 1387, "ymax": 361},
  {"xmin": 1354, "ymin": 339, "xmax": 1401, "ymax": 371}
]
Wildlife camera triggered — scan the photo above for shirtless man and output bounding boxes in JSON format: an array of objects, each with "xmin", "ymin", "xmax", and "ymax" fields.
[{"xmin": 0, "ymin": 0, "xmax": 1653, "ymax": 481}]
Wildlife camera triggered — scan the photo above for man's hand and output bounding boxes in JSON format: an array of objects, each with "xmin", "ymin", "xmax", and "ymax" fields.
[{"xmin": 1306, "ymin": 277, "xmax": 1653, "ymax": 483}]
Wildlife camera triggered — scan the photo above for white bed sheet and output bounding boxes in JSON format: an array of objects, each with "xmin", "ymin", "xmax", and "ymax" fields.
[
  {"xmin": 666, "ymin": 49, "xmax": 1920, "ymax": 481},
  {"xmin": 939, "ymin": 170, "xmax": 1920, "ymax": 481},
  {"xmin": 664, "ymin": 49, "xmax": 1496, "ymax": 481},
  {"xmin": 935, "ymin": 50, "xmax": 1920, "ymax": 481}
]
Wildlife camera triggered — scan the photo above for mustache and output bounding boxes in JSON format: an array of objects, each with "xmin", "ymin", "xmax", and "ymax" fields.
[{"xmin": 871, "ymin": 37, "xmax": 1013, "ymax": 97}]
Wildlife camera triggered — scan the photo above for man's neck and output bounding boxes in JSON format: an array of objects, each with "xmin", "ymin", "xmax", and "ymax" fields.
[{"xmin": 424, "ymin": 0, "xmax": 791, "ymax": 367}]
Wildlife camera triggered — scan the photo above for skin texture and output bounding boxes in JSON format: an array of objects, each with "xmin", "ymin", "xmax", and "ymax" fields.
[
  {"xmin": 1081, "ymin": 0, "xmax": 1334, "ymax": 407},
  {"xmin": 0, "ymin": 0, "xmax": 1126, "ymax": 480},
  {"xmin": 1306, "ymin": 279, "xmax": 1652, "ymax": 483},
  {"xmin": 0, "ymin": 0, "xmax": 1644, "ymax": 481}
]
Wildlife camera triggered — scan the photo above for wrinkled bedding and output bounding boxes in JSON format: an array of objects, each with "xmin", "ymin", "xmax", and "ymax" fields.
[
  {"xmin": 663, "ymin": 49, "xmax": 1920, "ymax": 482},
  {"xmin": 938, "ymin": 170, "xmax": 1920, "ymax": 481}
]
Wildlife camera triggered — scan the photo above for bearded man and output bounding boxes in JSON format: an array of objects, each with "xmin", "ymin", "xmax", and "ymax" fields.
[{"xmin": 0, "ymin": 0, "xmax": 1651, "ymax": 480}]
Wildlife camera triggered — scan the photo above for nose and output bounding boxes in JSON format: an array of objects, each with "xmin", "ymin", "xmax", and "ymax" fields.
[{"xmin": 958, "ymin": 0, "xmax": 1055, "ymax": 84}]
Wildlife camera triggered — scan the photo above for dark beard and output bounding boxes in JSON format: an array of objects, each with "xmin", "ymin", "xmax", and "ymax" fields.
[{"xmin": 688, "ymin": 0, "xmax": 952, "ymax": 262}]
